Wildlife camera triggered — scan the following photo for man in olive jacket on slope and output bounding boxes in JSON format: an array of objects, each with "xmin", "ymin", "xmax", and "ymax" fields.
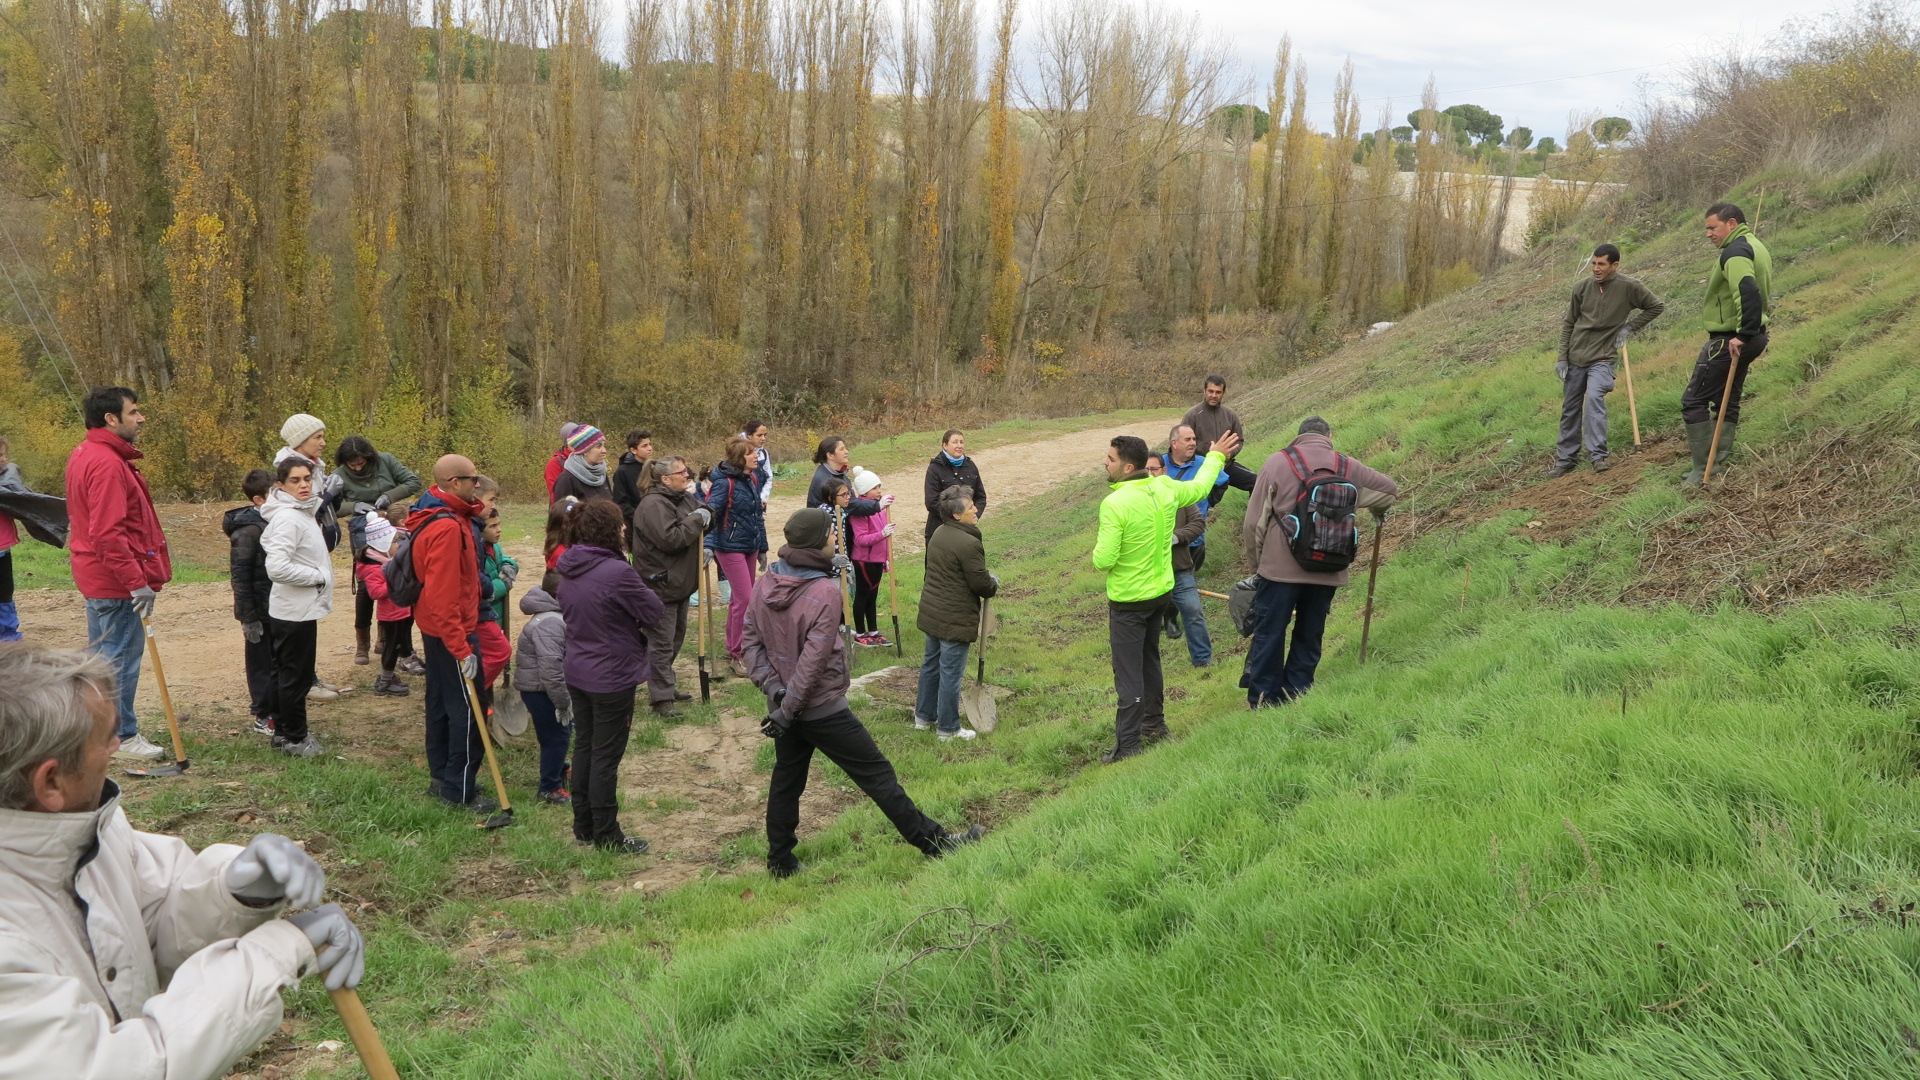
[
  {"xmin": 1550, "ymin": 243, "xmax": 1665, "ymax": 477},
  {"xmin": 915, "ymin": 484, "xmax": 998, "ymax": 740}
]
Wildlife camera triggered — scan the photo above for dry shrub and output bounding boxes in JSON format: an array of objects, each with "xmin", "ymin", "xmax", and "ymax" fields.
[
  {"xmin": 0, "ymin": 325, "xmax": 83, "ymax": 490},
  {"xmin": 1633, "ymin": 1, "xmax": 1920, "ymax": 202}
]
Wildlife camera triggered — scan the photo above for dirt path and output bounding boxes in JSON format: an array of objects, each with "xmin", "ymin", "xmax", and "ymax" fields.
[{"xmin": 12, "ymin": 411, "xmax": 1178, "ymax": 882}]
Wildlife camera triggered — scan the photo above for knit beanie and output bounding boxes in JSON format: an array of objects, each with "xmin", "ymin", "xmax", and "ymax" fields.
[
  {"xmin": 851, "ymin": 468, "xmax": 882, "ymax": 497},
  {"xmin": 566, "ymin": 425, "xmax": 605, "ymax": 454},
  {"xmin": 1298, "ymin": 416, "xmax": 1331, "ymax": 437},
  {"xmin": 280, "ymin": 413, "xmax": 325, "ymax": 450},
  {"xmin": 362, "ymin": 510, "xmax": 397, "ymax": 554},
  {"xmin": 783, "ymin": 507, "xmax": 831, "ymax": 550}
]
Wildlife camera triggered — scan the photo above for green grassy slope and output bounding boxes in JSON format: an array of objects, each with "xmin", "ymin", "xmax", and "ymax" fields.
[{"xmin": 295, "ymin": 170, "xmax": 1920, "ymax": 1076}]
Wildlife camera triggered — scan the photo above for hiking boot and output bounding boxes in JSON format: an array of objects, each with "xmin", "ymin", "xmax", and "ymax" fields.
[
  {"xmin": 938, "ymin": 727, "xmax": 978, "ymax": 742},
  {"xmin": 306, "ymin": 683, "xmax": 340, "ymax": 702},
  {"xmin": 1099, "ymin": 746, "xmax": 1140, "ymax": 764},
  {"xmin": 651, "ymin": 702, "xmax": 683, "ymax": 718},
  {"xmin": 273, "ymin": 735, "xmax": 325, "ymax": 758},
  {"xmin": 1682, "ymin": 421, "xmax": 1714, "ymax": 488},
  {"xmin": 1591, "ymin": 458, "xmax": 1612, "ymax": 473},
  {"xmin": 373, "ymin": 672, "xmax": 410, "ymax": 696},
  {"xmin": 599, "ymin": 836, "xmax": 651, "ymax": 856},
  {"xmin": 114, "ymin": 734, "xmax": 167, "ymax": 760},
  {"xmin": 673, "ymin": 690, "xmax": 693, "ymax": 702},
  {"xmin": 1545, "ymin": 461, "xmax": 1575, "ymax": 478},
  {"xmin": 931, "ymin": 824, "xmax": 987, "ymax": 855},
  {"xmin": 537, "ymin": 788, "xmax": 570, "ymax": 805},
  {"xmin": 1142, "ymin": 727, "xmax": 1171, "ymax": 746},
  {"xmin": 354, "ymin": 626, "xmax": 371, "ymax": 665},
  {"xmin": 770, "ymin": 861, "xmax": 809, "ymax": 880},
  {"xmin": 441, "ymin": 795, "xmax": 500, "ymax": 815},
  {"xmin": 398, "ymin": 656, "xmax": 427, "ymax": 676},
  {"xmin": 251, "ymin": 716, "xmax": 275, "ymax": 736},
  {"xmin": 728, "ymin": 655, "xmax": 750, "ymax": 679}
]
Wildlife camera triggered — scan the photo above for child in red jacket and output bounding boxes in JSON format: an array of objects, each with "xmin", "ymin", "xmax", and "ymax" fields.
[
  {"xmin": 848, "ymin": 469, "xmax": 894, "ymax": 648},
  {"xmin": 356, "ymin": 508, "xmax": 417, "ymax": 696}
]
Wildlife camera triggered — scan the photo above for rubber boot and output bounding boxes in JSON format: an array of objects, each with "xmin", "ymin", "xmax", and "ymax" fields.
[
  {"xmin": 354, "ymin": 625, "xmax": 371, "ymax": 665},
  {"xmin": 1682, "ymin": 421, "xmax": 1714, "ymax": 488},
  {"xmin": 1706, "ymin": 422, "xmax": 1737, "ymax": 481}
]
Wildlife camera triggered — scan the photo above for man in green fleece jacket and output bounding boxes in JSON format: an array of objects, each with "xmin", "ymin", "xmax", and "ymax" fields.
[
  {"xmin": 1550, "ymin": 244, "xmax": 1665, "ymax": 477},
  {"xmin": 1681, "ymin": 202, "xmax": 1772, "ymax": 485},
  {"xmin": 1092, "ymin": 427, "xmax": 1239, "ymax": 763}
]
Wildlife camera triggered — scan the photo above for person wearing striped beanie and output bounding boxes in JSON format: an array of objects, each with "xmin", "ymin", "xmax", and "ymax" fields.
[{"xmin": 551, "ymin": 425, "xmax": 612, "ymax": 505}]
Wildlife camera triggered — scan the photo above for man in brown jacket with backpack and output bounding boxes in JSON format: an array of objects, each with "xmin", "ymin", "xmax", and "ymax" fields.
[{"xmin": 1241, "ymin": 417, "xmax": 1397, "ymax": 708}]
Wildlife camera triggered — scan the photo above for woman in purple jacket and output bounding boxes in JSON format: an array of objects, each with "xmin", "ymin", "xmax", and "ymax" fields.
[{"xmin": 554, "ymin": 499, "xmax": 664, "ymax": 854}]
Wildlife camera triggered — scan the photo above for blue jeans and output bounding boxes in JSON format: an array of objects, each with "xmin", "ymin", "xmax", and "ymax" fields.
[
  {"xmin": 1170, "ymin": 570, "xmax": 1212, "ymax": 666},
  {"xmin": 1240, "ymin": 578, "xmax": 1336, "ymax": 708},
  {"xmin": 521, "ymin": 690, "xmax": 573, "ymax": 794},
  {"xmin": 85, "ymin": 597, "xmax": 144, "ymax": 738},
  {"xmin": 915, "ymin": 635, "xmax": 971, "ymax": 734}
]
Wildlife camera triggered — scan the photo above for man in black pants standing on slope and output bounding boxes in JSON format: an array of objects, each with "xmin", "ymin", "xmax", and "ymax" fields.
[
  {"xmin": 1183, "ymin": 375, "xmax": 1255, "ymax": 508},
  {"xmin": 743, "ymin": 508, "xmax": 985, "ymax": 879}
]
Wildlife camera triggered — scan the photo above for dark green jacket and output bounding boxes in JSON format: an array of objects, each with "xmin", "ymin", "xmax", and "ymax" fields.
[
  {"xmin": 1558, "ymin": 272, "xmax": 1665, "ymax": 367},
  {"xmin": 1703, "ymin": 224, "xmax": 1771, "ymax": 338},
  {"xmin": 333, "ymin": 451, "xmax": 423, "ymax": 508},
  {"xmin": 918, "ymin": 521, "xmax": 997, "ymax": 643}
]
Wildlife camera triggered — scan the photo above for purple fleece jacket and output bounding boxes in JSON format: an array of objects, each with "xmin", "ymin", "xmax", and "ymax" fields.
[{"xmin": 555, "ymin": 544, "xmax": 665, "ymax": 693}]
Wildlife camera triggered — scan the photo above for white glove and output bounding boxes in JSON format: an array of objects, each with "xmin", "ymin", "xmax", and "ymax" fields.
[
  {"xmin": 287, "ymin": 904, "xmax": 365, "ymax": 991},
  {"xmin": 555, "ymin": 707, "xmax": 573, "ymax": 728},
  {"xmin": 228, "ymin": 833, "xmax": 326, "ymax": 908},
  {"xmin": 878, "ymin": 493, "xmax": 896, "ymax": 508},
  {"xmin": 989, "ymin": 573, "xmax": 1001, "ymax": 588},
  {"xmin": 692, "ymin": 507, "xmax": 712, "ymax": 530},
  {"xmin": 881, "ymin": 523, "xmax": 895, "ymax": 537},
  {"xmin": 130, "ymin": 586, "xmax": 157, "ymax": 619},
  {"xmin": 459, "ymin": 653, "xmax": 479, "ymax": 680}
]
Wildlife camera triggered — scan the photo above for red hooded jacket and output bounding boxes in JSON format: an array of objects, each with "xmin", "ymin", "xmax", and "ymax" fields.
[
  {"xmin": 64, "ymin": 428, "xmax": 171, "ymax": 599},
  {"xmin": 405, "ymin": 487, "xmax": 481, "ymax": 659}
]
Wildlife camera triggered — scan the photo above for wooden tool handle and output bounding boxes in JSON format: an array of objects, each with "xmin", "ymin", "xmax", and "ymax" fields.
[
  {"xmin": 329, "ymin": 988, "xmax": 402, "ymax": 1080},
  {"xmin": 141, "ymin": 619, "xmax": 188, "ymax": 762}
]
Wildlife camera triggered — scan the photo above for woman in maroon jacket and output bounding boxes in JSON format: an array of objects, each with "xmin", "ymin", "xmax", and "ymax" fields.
[{"xmin": 554, "ymin": 499, "xmax": 664, "ymax": 854}]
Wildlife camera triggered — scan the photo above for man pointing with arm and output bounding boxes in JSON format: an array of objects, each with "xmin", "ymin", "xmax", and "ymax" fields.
[{"xmin": 1092, "ymin": 426, "xmax": 1241, "ymax": 763}]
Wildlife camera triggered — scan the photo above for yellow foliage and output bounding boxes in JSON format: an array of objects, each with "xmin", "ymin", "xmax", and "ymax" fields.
[
  {"xmin": 1430, "ymin": 260, "xmax": 1481, "ymax": 300},
  {"xmin": 0, "ymin": 326, "xmax": 83, "ymax": 491},
  {"xmin": 601, "ymin": 317, "xmax": 748, "ymax": 437}
]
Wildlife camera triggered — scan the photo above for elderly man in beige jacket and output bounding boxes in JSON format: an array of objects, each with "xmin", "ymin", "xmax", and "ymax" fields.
[{"xmin": 0, "ymin": 643, "xmax": 365, "ymax": 1080}]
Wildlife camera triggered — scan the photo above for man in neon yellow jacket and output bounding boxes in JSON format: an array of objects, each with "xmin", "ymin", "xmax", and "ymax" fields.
[
  {"xmin": 1681, "ymin": 201, "xmax": 1772, "ymax": 486},
  {"xmin": 1092, "ymin": 427, "xmax": 1241, "ymax": 762}
]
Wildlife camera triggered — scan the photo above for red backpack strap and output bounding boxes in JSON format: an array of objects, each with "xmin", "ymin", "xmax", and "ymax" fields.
[
  {"xmin": 1335, "ymin": 454, "xmax": 1350, "ymax": 478},
  {"xmin": 1283, "ymin": 446, "xmax": 1308, "ymax": 482}
]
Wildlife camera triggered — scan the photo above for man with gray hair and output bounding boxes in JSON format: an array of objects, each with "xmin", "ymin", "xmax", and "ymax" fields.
[{"xmin": 0, "ymin": 643, "xmax": 366, "ymax": 1077}]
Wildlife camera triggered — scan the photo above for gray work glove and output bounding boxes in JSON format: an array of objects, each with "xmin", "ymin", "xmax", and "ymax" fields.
[
  {"xmin": 702, "ymin": 546, "xmax": 714, "ymax": 567},
  {"xmin": 243, "ymin": 621, "xmax": 264, "ymax": 644},
  {"xmin": 499, "ymin": 561, "xmax": 520, "ymax": 587},
  {"xmin": 459, "ymin": 653, "xmax": 479, "ymax": 681},
  {"xmin": 758, "ymin": 551, "xmax": 769, "ymax": 573},
  {"xmin": 555, "ymin": 705, "xmax": 573, "ymax": 728},
  {"xmin": 1370, "ymin": 507, "xmax": 1390, "ymax": 522},
  {"xmin": 831, "ymin": 554, "xmax": 853, "ymax": 575},
  {"xmin": 320, "ymin": 473, "xmax": 345, "ymax": 499},
  {"xmin": 227, "ymin": 833, "xmax": 326, "ymax": 909},
  {"xmin": 352, "ymin": 502, "xmax": 377, "ymax": 517},
  {"xmin": 1615, "ymin": 326, "xmax": 1633, "ymax": 349},
  {"xmin": 129, "ymin": 586, "xmax": 157, "ymax": 620},
  {"xmin": 287, "ymin": 904, "xmax": 365, "ymax": 991},
  {"xmin": 373, "ymin": 494, "xmax": 392, "ymax": 510},
  {"xmin": 989, "ymin": 572, "xmax": 1001, "ymax": 588},
  {"xmin": 691, "ymin": 507, "xmax": 712, "ymax": 530}
]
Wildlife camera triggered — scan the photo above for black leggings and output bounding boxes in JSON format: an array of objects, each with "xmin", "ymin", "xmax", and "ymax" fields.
[
  {"xmin": 378, "ymin": 617, "xmax": 415, "ymax": 671},
  {"xmin": 853, "ymin": 561, "xmax": 885, "ymax": 634}
]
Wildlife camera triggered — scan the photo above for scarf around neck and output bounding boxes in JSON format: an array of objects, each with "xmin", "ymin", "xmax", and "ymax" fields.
[{"xmin": 563, "ymin": 452, "xmax": 607, "ymax": 488}]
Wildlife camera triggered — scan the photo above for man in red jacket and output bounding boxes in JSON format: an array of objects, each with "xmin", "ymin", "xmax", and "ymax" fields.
[
  {"xmin": 406, "ymin": 455, "xmax": 491, "ymax": 810},
  {"xmin": 64, "ymin": 387, "xmax": 172, "ymax": 759}
]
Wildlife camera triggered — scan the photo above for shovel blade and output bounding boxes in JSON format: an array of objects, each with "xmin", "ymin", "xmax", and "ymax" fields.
[
  {"xmin": 125, "ymin": 760, "xmax": 188, "ymax": 779},
  {"xmin": 961, "ymin": 682, "xmax": 997, "ymax": 733},
  {"xmin": 476, "ymin": 810, "xmax": 516, "ymax": 830}
]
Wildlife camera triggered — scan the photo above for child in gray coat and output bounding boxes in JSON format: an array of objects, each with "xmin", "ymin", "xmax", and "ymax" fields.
[{"xmin": 513, "ymin": 575, "xmax": 573, "ymax": 803}]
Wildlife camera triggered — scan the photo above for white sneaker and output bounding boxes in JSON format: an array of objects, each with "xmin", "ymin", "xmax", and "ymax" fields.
[
  {"xmin": 307, "ymin": 683, "xmax": 340, "ymax": 702},
  {"xmin": 912, "ymin": 715, "xmax": 935, "ymax": 731},
  {"xmin": 937, "ymin": 728, "xmax": 978, "ymax": 742},
  {"xmin": 114, "ymin": 734, "xmax": 167, "ymax": 759}
]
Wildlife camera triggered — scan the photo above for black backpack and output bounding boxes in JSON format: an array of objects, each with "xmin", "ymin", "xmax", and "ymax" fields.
[
  {"xmin": 1279, "ymin": 446, "xmax": 1360, "ymax": 573},
  {"xmin": 381, "ymin": 510, "xmax": 456, "ymax": 608}
]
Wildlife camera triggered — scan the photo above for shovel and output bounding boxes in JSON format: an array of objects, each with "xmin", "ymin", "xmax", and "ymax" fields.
[
  {"xmin": 960, "ymin": 600, "xmax": 997, "ymax": 734},
  {"xmin": 126, "ymin": 618, "xmax": 190, "ymax": 779},
  {"xmin": 460, "ymin": 671, "xmax": 515, "ymax": 829}
]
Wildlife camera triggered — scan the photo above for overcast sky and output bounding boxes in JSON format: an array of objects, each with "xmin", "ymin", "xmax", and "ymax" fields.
[{"xmin": 1086, "ymin": 0, "xmax": 1831, "ymax": 138}]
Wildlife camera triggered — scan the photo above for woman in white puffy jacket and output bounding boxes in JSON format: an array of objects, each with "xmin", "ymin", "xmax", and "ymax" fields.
[{"xmin": 260, "ymin": 458, "xmax": 333, "ymax": 758}]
